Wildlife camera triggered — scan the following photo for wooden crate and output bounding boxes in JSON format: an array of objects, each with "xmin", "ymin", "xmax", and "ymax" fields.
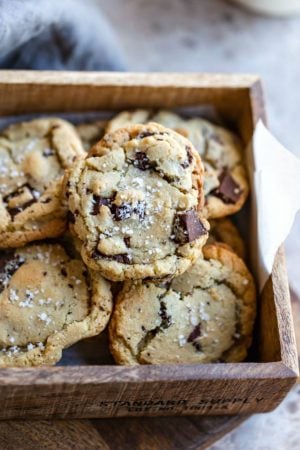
[{"xmin": 0, "ymin": 71, "xmax": 298, "ymax": 419}]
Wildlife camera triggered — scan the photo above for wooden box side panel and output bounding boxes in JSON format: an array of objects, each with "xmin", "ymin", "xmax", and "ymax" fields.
[
  {"xmin": 0, "ymin": 363, "xmax": 295, "ymax": 419},
  {"xmin": 0, "ymin": 71, "xmax": 260, "ymax": 143},
  {"xmin": 269, "ymin": 249, "xmax": 298, "ymax": 372}
]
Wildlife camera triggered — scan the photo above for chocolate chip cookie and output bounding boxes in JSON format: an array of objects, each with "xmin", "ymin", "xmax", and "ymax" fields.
[
  {"xmin": 106, "ymin": 110, "xmax": 151, "ymax": 133},
  {"xmin": 152, "ymin": 111, "xmax": 249, "ymax": 219},
  {"xmin": 208, "ymin": 218, "xmax": 246, "ymax": 260},
  {"xmin": 0, "ymin": 243, "xmax": 112, "ymax": 367},
  {"xmin": 107, "ymin": 110, "xmax": 249, "ymax": 219},
  {"xmin": 66, "ymin": 122, "xmax": 209, "ymax": 281},
  {"xmin": 0, "ymin": 118, "xmax": 85, "ymax": 248},
  {"xmin": 109, "ymin": 243, "xmax": 256, "ymax": 364},
  {"xmin": 76, "ymin": 120, "xmax": 107, "ymax": 151}
]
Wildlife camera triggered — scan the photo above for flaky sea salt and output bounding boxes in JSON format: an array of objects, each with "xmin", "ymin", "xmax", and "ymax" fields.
[
  {"xmin": 38, "ymin": 312, "xmax": 52, "ymax": 325},
  {"xmin": 178, "ymin": 335, "xmax": 186, "ymax": 347}
]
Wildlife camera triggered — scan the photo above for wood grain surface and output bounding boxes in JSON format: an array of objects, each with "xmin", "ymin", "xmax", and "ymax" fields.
[{"xmin": 0, "ymin": 415, "xmax": 246, "ymax": 450}]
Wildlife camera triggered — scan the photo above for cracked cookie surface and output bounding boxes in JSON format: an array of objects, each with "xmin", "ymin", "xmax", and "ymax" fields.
[
  {"xmin": 109, "ymin": 243, "xmax": 256, "ymax": 364},
  {"xmin": 208, "ymin": 218, "xmax": 246, "ymax": 260},
  {"xmin": 66, "ymin": 122, "xmax": 208, "ymax": 281},
  {"xmin": 107, "ymin": 110, "xmax": 249, "ymax": 219},
  {"xmin": 0, "ymin": 243, "xmax": 112, "ymax": 367},
  {"xmin": 0, "ymin": 118, "xmax": 85, "ymax": 248}
]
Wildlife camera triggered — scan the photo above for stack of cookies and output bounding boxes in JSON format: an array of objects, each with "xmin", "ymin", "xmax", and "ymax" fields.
[{"xmin": 0, "ymin": 111, "xmax": 256, "ymax": 367}]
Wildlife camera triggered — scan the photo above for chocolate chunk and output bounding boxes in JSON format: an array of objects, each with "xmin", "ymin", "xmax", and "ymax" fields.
[
  {"xmin": 137, "ymin": 131, "xmax": 156, "ymax": 139},
  {"xmin": 60, "ymin": 268, "xmax": 67, "ymax": 277},
  {"xmin": 92, "ymin": 248, "xmax": 132, "ymax": 265},
  {"xmin": 124, "ymin": 237, "xmax": 131, "ymax": 247},
  {"xmin": 41, "ymin": 198, "xmax": 51, "ymax": 204},
  {"xmin": 111, "ymin": 201, "xmax": 146, "ymax": 222},
  {"xmin": 0, "ymin": 253, "xmax": 25, "ymax": 293},
  {"xmin": 172, "ymin": 210, "xmax": 207, "ymax": 244},
  {"xmin": 43, "ymin": 148, "xmax": 55, "ymax": 157},
  {"xmin": 0, "ymin": 253, "xmax": 13, "ymax": 273},
  {"xmin": 193, "ymin": 342, "xmax": 202, "ymax": 352},
  {"xmin": 134, "ymin": 152, "xmax": 152, "ymax": 171},
  {"xmin": 112, "ymin": 254, "xmax": 132, "ymax": 264},
  {"xmin": 3, "ymin": 185, "xmax": 25, "ymax": 203},
  {"xmin": 92, "ymin": 195, "xmax": 112, "ymax": 215},
  {"xmin": 213, "ymin": 170, "xmax": 242, "ymax": 204},
  {"xmin": 181, "ymin": 146, "xmax": 194, "ymax": 168},
  {"xmin": 8, "ymin": 199, "xmax": 37, "ymax": 219},
  {"xmin": 4, "ymin": 184, "xmax": 40, "ymax": 203},
  {"xmin": 112, "ymin": 203, "xmax": 133, "ymax": 221},
  {"xmin": 91, "ymin": 248, "xmax": 102, "ymax": 259},
  {"xmin": 187, "ymin": 324, "xmax": 201, "ymax": 342},
  {"xmin": 67, "ymin": 210, "xmax": 75, "ymax": 224},
  {"xmin": 159, "ymin": 301, "xmax": 172, "ymax": 329},
  {"xmin": 5, "ymin": 184, "xmax": 40, "ymax": 219}
]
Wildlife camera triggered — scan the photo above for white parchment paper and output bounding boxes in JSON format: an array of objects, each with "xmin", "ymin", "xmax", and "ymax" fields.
[{"xmin": 248, "ymin": 120, "xmax": 300, "ymax": 291}]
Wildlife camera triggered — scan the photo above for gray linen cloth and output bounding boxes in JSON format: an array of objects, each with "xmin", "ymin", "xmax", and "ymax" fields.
[{"xmin": 0, "ymin": 0, "xmax": 125, "ymax": 70}]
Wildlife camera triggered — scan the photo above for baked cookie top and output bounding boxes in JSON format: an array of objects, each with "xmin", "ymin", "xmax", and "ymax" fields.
[
  {"xmin": 76, "ymin": 120, "xmax": 107, "ymax": 152},
  {"xmin": 66, "ymin": 122, "xmax": 209, "ymax": 281},
  {"xmin": 107, "ymin": 110, "xmax": 249, "ymax": 219},
  {"xmin": 208, "ymin": 218, "xmax": 246, "ymax": 260},
  {"xmin": 0, "ymin": 118, "xmax": 85, "ymax": 248},
  {"xmin": 152, "ymin": 111, "xmax": 249, "ymax": 219},
  {"xmin": 0, "ymin": 243, "xmax": 112, "ymax": 367},
  {"xmin": 106, "ymin": 110, "xmax": 151, "ymax": 133},
  {"xmin": 109, "ymin": 243, "xmax": 256, "ymax": 365}
]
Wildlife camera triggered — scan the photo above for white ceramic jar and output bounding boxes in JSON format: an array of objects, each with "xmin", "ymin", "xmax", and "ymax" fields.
[{"xmin": 231, "ymin": 0, "xmax": 300, "ymax": 16}]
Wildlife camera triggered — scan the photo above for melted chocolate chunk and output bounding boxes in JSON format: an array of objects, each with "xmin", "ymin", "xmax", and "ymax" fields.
[
  {"xmin": 67, "ymin": 210, "xmax": 75, "ymax": 224},
  {"xmin": 124, "ymin": 237, "xmax": 131, "ymax": 247},
  {"xmin": 43, "ymin": 148, "xmax": 55, "ymax": 157},
  {"xmin": 92, "ymin": 195, "xmax": 112, "ymax": 215},
  {"xmin": 187, "ymin": 324, "xmax": 201, "ymax": 343},
  {"xmin": 41, "ymin": 198, "xmax": 51, "ymax": 204},
  {"xmin": 159, "ymin": 301, "xmax": 172, "ymax": 329},
  {"xmin": 60, "ymin": 268, "xmax": 67, "ymax": 277},
  {"xmin": 134, "ymin": 152, "xmax": 152, "ymax": 171},
  {"xmin": 112, "ymin": 254, "xmax": 132, "ymax": 264},
  {"xmin": 213, "ymin": 170, "xmax": 242, "ymax": 204},
  {"xmin": 5, "ymin": 184, "xmax": 40, "ymax": 219},
  {"xmin": 8, "ymin": 199, "xmax": 37, "ymax": 219},
  {"xmin": 172, "ymin": 210, "xmax": 207, "ymax": 244},
  {"xmin": 92, "ymin": 248, "xmax": 132, "ymax": 265},
  {"xmin": 0, "ymin": 253, "xmax": 25, "ymax": 293},
  {"xmin": 193, "ymin": 342, "xmax": 202, "ymax": 352},
  {"xmin": 137, "ymin": 131, "xmax": 156, "ymax": 139},
  {"xmin": 181, "ymin": 146, "xmax": 194, "ymax": 168}
]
